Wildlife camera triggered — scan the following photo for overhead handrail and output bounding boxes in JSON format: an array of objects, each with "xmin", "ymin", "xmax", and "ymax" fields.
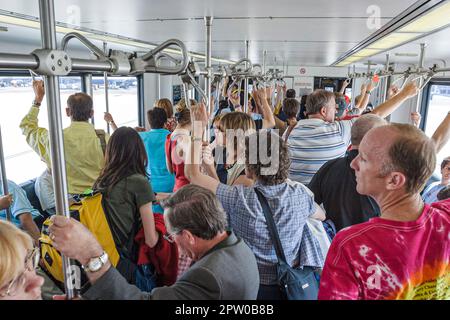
[
  {"xmin": 61, "ymin": 32, "xmax": 108, "ymax": 60},
  {"xmin": 131, "ymin": 39, "xmax": 189, "ymax": 75}
]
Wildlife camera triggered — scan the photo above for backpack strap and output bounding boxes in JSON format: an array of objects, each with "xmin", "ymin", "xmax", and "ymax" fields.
[
  {"xmin": 95, "ymin": 129, "xmax": 107, "ymax": 155},
  {"xmin": 254, "ymin": 188, "xmax": 288, "ymax": 264}
]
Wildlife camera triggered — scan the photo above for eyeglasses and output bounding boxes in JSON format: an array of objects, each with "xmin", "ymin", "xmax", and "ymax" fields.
[
  {"xmin": 163, "ymin": 231, "xmax": 180, "ymax": 243},
  {"xmin": 0, "ymin": 247, "xmax": 40, "ymax": 298}
]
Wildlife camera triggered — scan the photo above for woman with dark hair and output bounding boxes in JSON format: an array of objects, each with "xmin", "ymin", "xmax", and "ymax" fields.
[{"xmin": 93, "ymin": 127, "xmax": 159, "ymax": 252}]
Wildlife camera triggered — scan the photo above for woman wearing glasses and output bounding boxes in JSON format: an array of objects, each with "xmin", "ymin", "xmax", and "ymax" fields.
[{"xmin": 0, "ymin": 220, "xmax": 44, "ymax": 300}]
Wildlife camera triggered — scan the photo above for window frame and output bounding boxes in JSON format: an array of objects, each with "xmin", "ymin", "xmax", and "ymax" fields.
[{"xmin": 420, "ymin": 78, "xmax": 450, "ymax": 132}]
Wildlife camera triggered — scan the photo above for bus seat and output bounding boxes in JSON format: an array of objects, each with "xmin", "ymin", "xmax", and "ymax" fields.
[{"xmin": 20, "ymin": 179, "xmax": 49, "ymax": 229}]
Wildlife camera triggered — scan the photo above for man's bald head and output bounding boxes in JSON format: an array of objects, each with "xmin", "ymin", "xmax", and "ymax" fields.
[
  {"xmin": 351, "ymin": 114, "xmax": 388, "ymax": 147},
  {"xmin": 363, "ymin": 124, "xmax": 436, "ymax": 195}
]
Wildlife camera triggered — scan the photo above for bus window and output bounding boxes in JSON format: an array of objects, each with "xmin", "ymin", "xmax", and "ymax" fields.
[
  {"xmin": 425, "ymin": 84, "xmax": 450, "ymax": 178},
  {"xmin": 92, "ymin": 76, "xmax": 139, "ymax": 131},
  {"xmin": 0, "ymin": 76, "xmax": 81, "ymax": 183}
]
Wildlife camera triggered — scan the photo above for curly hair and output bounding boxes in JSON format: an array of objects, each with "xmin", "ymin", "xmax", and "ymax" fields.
[{"xmin": 245, "ymin": 130, "xmax": 291, "ymax": 185}]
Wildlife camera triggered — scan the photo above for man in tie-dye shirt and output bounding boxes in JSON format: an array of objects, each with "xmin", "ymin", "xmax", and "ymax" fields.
[{"xmin": 319, "ymin": 123, "xmax": 449, "ymax": 300}]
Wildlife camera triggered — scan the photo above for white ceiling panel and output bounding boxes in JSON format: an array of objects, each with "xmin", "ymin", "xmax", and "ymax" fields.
[{"xmin": 2, "ymin": 0, "xmax": 447, "ymax": 67}]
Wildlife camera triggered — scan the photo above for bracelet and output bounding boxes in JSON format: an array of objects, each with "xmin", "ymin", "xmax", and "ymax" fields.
[
  {"xmin": 365, "ymin": 91, "xmax": 372, "ymax": 95},
  {"xmin": 32, "ymin": 100, "xmax": 41, "ymax": 106},
  {"xmin": 191, "ymin": 136, "xmax": 203, "ymax": 142}
]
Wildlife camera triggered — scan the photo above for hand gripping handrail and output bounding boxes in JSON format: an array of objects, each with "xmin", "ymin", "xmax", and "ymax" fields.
[{"xmin": 61, "ymin": 32, "xmax": 108, "ymax": 59}]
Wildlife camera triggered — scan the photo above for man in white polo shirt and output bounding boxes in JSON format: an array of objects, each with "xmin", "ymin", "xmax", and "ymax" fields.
[{"xmin": 287, "ymin": 82, "xmax": 419, "ymax": 185}]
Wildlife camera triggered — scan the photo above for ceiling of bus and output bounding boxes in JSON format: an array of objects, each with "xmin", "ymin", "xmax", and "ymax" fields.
[{"xmin": 1, "ymin": 0, "xmax": 450, "ymax": 68}]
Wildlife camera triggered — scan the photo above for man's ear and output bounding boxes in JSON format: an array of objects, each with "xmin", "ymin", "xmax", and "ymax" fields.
[
  {"xmin": 65, "ymin": 107, "xmax": 71, "ymax": 117},
  {"xmin": 319, "ymin": 106, "xmax": 327, "ymax": 117},
  {"xmin": 182, "ymin": 230, "xmax": 196, "ymax": 245},
  {"xmin": 386, "ymin": 171, "xmax": 407, "ymax": 191}
]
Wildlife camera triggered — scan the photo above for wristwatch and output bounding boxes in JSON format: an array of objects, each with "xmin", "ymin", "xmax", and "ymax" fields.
[
  {"xmin": 82, "ymin": 251, "xmax": 108, "ymax": 273},
  {"xmin": 32, "ymin": 100, "xmax": 41, "ymax": 106},
  {"xmin": 365, "ymin": 91, "xmax": 372, "ymax": 95}
]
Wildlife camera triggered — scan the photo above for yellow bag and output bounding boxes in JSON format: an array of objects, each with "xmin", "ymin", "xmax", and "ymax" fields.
[{"xmin": 39, "ymin": 193, "xmax": 120, "ymax": 285}]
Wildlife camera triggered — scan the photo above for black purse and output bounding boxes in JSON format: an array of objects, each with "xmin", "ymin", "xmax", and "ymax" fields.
[{"xmin": 255, "ymin": 188, "xmax": 319, "ymax": 300}]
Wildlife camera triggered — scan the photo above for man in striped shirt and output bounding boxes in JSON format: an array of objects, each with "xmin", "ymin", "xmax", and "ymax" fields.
[{"xmin": 287, "ymin": 82, "xmax": 420, "ymax": 185}]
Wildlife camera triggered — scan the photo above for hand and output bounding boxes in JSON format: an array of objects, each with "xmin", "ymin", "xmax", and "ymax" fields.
[
  {"xmin": 134, "ymin": 126, "xmax": 146, "ymax": 132},
  {"xmin": 360, "ymin": 82, "xmax": 368, "ymax": 94},
  {"xmin": 265, "ymin": 86, "xmax": 273, "ymax": 99},
  {"xmin": 202, "ymin": 143, "xmax": 215, "ymax": 166},
  {"xmin": 410, "ymin": 112, "xmax": 422, "ymax": 128},
  {"xmin": 342, "ymin": 79, "xmax": 351, "ymax": 89},
  {"xmin": 401, "ymin": 82, "xmax": 419, "ymax": 98},
  {"xmin": 155, "ymin": 192, "xmax": 171, "ymax": 202},
  {"xmin": 229, "ymin": 91, "xmax": 241, "ymax": 107},
  {"xmin": 287, "ymin": 118, "xmax": 298, "ymax": 128},
  {"xmin": 104, "ymin": 112, "xmax": 114, "ymax": 124},
  {"xmin": 367, "ymin": 80, "xmax": 376, "ymax": 93},
  {"xmin": 33, "ymin": 80, "xmax": 45, "ymax": 104},
  {"xmin": 190, "ymin": 102, "xmax": 209, "ymax": 134},
  {"xmin": 48, "ymin": 215, "xmax": 104, "ymax": 266},
  {"xmin": 0, "ymin": 194, "xmax": 13, "ymax": 210},
  {"xmin": 388, "ymin": 85, "xmax": 400, "ymax": 99},
  {"xmin": 257, "ymin": 87, "xmax": 268, "ymax": 101}
]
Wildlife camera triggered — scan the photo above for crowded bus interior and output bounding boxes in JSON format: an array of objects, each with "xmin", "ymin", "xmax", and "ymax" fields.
[{"xmin": 0, "ymin": 0, "xmax": 449, "ymax": 304}]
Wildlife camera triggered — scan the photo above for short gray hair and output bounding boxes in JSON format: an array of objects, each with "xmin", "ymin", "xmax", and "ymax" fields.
[
  {"xmin": 306, "ymin": 90, "xmax": 335, "ymax": 115},
  {"xmin": 351, "ymin": 114, "xmax": 387, "ymax": 146},
  {"xmin": 161, "ymin": 185, "xmax": 228, "ymax": 240}
]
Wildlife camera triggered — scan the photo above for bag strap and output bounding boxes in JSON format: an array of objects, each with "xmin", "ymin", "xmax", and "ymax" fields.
[
  {"xmin": 254, "ymin": 188, "xmax": 288, "ymax": 264},
  {"xmin": 95, "ymin": 129, "xmax": 107, "ymax": 155}
]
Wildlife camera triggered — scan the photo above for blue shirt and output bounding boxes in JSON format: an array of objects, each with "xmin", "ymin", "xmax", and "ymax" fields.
[
  {"xmin": 139, "ymin": 129, "xmax": 175, "ymax": 213},
  {"xmin": 216, "ymin": 179, "xmax": 324, "ymax": 285},
  {"xmin": 0, "ymin": 180, "xmax": 41, "ymax": 227},
  {"xmin": 422, "ymin": 182, "xmax": 447, "ymax": 204}
]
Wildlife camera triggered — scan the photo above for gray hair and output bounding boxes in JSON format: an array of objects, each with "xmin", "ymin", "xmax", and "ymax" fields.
[
  {"xmin": 351, "ymin": 114, "xmax": 388, "ymax": 146},
  {"xmin": 161, "ymin": 185, "xmax": 228, "ymax": 240},
  {"xmin": 305, "ymin": 89, "xmax": 335, "ymax": 115}
]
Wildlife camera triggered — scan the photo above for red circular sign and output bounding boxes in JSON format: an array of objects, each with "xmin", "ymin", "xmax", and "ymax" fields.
[{"xmin": 299, "ymin": 68, "xmax": 306, "ymax": 75}]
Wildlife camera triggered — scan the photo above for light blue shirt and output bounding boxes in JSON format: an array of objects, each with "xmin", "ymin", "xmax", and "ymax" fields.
[
  {"xmin": 422, "ymin": 182, "xmax": 447, "ymax": 204},
  {"xmin": 0, "ymin": 180, "xmax": 41, "ymax": 227},
  {"xmin": 139, "ymin": 129, "xmax": 175, "ymax": 213}
]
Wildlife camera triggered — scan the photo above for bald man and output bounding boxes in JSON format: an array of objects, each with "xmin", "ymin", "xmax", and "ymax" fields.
[{"xmin": 318, "ymin": 123, "xmax": 450, "ymax": 300}]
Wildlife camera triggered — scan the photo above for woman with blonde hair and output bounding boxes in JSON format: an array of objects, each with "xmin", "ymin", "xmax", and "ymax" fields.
[
  {"xmin": 154, "ymin": 98, "xmax": 176, "ymax": 132},
  {"xmin": 203, "ymin": 112, "xmax": 256, "ymax": 186},
  {"xmin": 0, "ymin": 220, "xmax": 44, "ymax": 300}
]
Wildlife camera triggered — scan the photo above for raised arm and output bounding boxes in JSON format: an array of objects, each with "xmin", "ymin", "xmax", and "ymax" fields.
[
  {"xmin": 339, "ymin": 78, "xmax": 351, "ymax": 94},
  {"xmin": 19, "ymin": 80, "xmax": 51, "ymax": 164},
  {"xmin": 371, "ymin": 82, "xmax": 419, "ymax": 119},
  {"xmin": 184, "ymin": 103, "xmax": 220, "ymax": 193},
  {"xmin": 104, "ymin": 112, "xmax": 118, "ymax": 131},
  {"xmin": 431, "ymin": 112, "xmax": 450, "ymax": 154},
  {"xmin": 256, "ymin": 88, "xmax": 276, "ymax": 129}
]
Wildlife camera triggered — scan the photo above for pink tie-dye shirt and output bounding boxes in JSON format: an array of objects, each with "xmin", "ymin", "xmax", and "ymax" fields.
[{"xmin": 319, "ymin": 199, "xmax": 450, "ymax": 300}]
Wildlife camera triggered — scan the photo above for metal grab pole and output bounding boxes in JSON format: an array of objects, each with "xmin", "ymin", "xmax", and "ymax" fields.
[
  {"xmin": 382, "ymin": 54, "xmax": 390, "ymax": 104},
  {"xmin": 244, "ymin": 40, "xmax": 249, "ymax": 113},
  {"xmin": 82, "ymin": 74, "xmax": 94, "ymax": 125},
  {"xmin": 351, "ymin": 65, "xmax": 356, "ymax": 108},
  {"xmin": 415, "ymin": 43, "xmax": 427, "ymax": 114},
  {"xmin": 38, "ymin": 0, "xmax": 74, "ymax": 299},
  {"xmin": 0, "ymin": 126, "xmax": 12, "ymax": 221},
  {"xmin": 263, "ymin": 50, "xmax": 267, "ymax": 75},
  {"xmin": 103, "ymin": 42, "xmax": 110, "ymax": 134},
  {"xmin": 204, "ymin": 16, "xmax": 213, "ymax": 140}
]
